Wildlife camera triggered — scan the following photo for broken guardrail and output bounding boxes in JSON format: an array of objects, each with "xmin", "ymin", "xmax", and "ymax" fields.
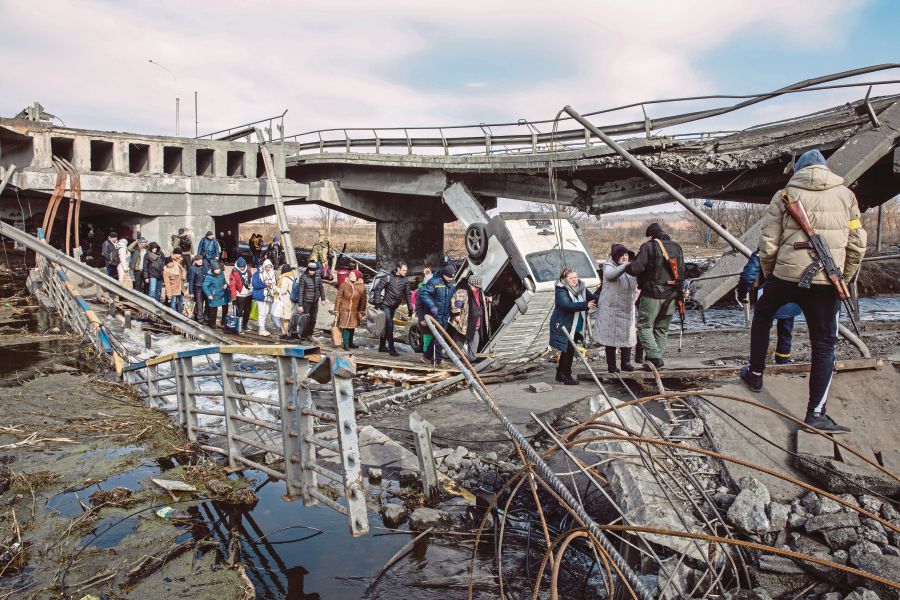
[{"xmin": 123, "ymin": 346, "xmax": 369, "ymax": 537}]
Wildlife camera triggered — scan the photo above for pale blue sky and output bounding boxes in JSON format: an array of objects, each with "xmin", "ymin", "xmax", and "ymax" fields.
[{"xmin": 2, "ymin": 0, "xmax": 897, "ymax": 138}]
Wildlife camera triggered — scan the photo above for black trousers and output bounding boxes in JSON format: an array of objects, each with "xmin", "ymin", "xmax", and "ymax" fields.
[
  {"xmin": 132, "ymin": 270, "xmax": 144, "ymax": 293},
  {"xmin": 380, "ymin": 306, "xmax": 397, "ymax": 351},
  {"xmin": 234, "ymin": 296, "xmax": 252, "ymax": 330},
  {"xmin": 193, "ymin": 290, "xmax": 206, "ymax": 321},
  {"xmin": 605, "ymin": 346, "xmax": 632, "ymax": 371},
  {"xmin": 206, "ymin": 304, "xmax": 221, "ymax": 328},
  {"xmin": 750, "ymin": 277, "xmax": 839, "ymax": 415},
  {"xmin": 557, "ymin": 332, "xmax": 583, "ymax": 376},
  {"xmin": 301, "ymin": 301, "xmax": 318, "ymax": 338}
]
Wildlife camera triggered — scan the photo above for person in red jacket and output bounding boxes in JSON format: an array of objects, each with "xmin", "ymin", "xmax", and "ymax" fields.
[{"xmin": 229, "ymin": 257, "xmax": 253, "ymax": 332}]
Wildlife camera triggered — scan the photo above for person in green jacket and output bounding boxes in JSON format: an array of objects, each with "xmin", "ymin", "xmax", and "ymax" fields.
[{"xmin": 202, "ymin": 261, "xmax": 230, "ymax": 329}]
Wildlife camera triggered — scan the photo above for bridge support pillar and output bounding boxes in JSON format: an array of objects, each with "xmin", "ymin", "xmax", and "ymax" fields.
[{"xmin": 375, "ymin": 221, "xmax": 443, "ymax": 273}]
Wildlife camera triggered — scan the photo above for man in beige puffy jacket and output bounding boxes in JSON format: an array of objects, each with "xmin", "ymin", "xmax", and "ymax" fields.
[{"xmin": 740, "ymin": 149, "xmax": 866, "ymax": 432}]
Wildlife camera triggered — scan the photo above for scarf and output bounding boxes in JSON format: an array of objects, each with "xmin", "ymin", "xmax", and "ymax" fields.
[{"xmin": 562, "ymin": 280, "xmax": 587, "ymax": 332}]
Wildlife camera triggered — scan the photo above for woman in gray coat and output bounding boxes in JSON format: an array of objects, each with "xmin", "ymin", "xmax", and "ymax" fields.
[{"xmin": 592, "ymin": 244, "xmax": 637, "ymax": 372}]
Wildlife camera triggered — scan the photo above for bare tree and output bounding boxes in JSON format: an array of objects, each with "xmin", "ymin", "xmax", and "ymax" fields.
[
  {"xmin": 525, "ymin": 201, "xmax": 589, "ymax": 221},
  {"xmin": 316, "ymin": 207, "xmax": 337, "ymax": 236}
]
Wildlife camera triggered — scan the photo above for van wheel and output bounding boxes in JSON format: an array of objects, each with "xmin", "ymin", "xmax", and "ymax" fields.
[
  {"xmin": 465, "ymin": 223, "xmax": 488, "ymax": 264},
  {"xmin": 408, "ymin": 324, "xmax": 423, "ymax": 353}
]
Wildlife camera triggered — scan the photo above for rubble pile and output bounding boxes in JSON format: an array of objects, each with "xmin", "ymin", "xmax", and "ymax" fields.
[{"xmin": 718, "ymin": 477, "xmax": 900, "ymax": 600}]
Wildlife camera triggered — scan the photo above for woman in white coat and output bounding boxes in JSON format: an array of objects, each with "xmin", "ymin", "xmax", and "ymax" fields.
[
  {"xmin": 592, "ymin": 244, "xmax": 637, "ymax": 373},
  {"xmin": 271, "ymin": 264, "xmax": 296, "ymax": 337}
]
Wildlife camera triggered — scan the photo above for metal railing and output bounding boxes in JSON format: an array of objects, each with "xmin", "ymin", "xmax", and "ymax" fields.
[
  {"xmin": 33, "ymin": 246, "xmax": 111, "ymax": 355},
  {"xmin": 29, "ymin": 239, "xmax": 368, "ymax": 537},
  {"xmin": 196, "ymin": 110, "xmax": 288, "ymax": 142},
  {"xmin": 122, "ymin": 346, "xmax": 369, "ymax": 537},
  {"xmin": 281, "ymin": 65, "xmax": 900, "ymax": 157}
]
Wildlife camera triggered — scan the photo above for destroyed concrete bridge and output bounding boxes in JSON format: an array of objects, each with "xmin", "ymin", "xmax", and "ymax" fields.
[{"xmin": 2, "ymin": 66, "xmax": 900, "ymax": 270}]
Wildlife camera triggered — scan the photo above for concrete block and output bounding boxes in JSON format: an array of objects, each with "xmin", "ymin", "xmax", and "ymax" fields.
[
  {"xmin": 805, "ymin": 512, "xmax": 861, "ymax": 533},
  {"xmin": 849, "ymin": 552, "xmax": 900, "ymax": 599},
  {"xmin": 527, "ymin": 382, "xmax": 553, "ymax": 393},
  {"xmin": 793, "ymin": 453, "xmax": 900, "ymax": 496}
]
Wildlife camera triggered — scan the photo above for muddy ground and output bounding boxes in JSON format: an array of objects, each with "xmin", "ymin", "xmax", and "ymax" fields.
[{"xmin": 0, "ymin": 291, "xmax": 255, "ymax": 599}]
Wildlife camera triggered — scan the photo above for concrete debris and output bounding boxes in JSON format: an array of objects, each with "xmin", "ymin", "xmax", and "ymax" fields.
[
  {"xmin": 805, "ymin": 512, "xmax": 862, "ymax": 533},
  {"xmin": 823, "ymin": 527, "xmax": 860, "ymax": 550},
  {"xmin": 767, "ymin": 502, "xmax": 790, "ymax": 532},
  {"xmin": 848, "ymin": 552, "xmax": 900, "ymax": 599},
  {"xmin": 381, "ymin": 503, "xmax": 407, "ymax": 528},
  {"xmin": 398, "ymin": 469, "xmax": 418, "ymax": 488},
  {"xmin": 801, "ymin": 491, "xmax": 843, "ymax": 515},
  {"xmin": 844, "ymin": 589, "xmax": 883, "ymax": 600},
  {"xmin": 849, "ymin": 540, "xmax": 884, "ymax": 565},
  {"xmin": 526, "ymin": 382, "xmax": 552, "ymax": 393},
  {"xmin": 654, "ymin": 555, "xmax": 702, "ymax": 600},
  {"xmin": 408, "ymin": 507, "xmax": 449, "ymax": 530},
  {"xmin": 759, "ymin": 555, "xmax": 806, "ymax": 574},
  {"xmin": 368, "ymin": 467, "xmax": 382, "ymax": 483},
  {"xmin": 794, "ymin": 454, "xmax": 900, "ymax": 497},
  {"xmin": 727, "ymin": 476, "xmax": 771, "ymax": 534},
  {"xmin": 670, "ymin": 417, "xmax": 705, "ymax": 437}
]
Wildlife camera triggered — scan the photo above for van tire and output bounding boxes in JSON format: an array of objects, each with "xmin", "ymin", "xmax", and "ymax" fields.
[
  {"xmin": 465, "ymin": 223, "xmax": 488, "ymax": 264},
  {"xmin": 408, "ymin": 324, "xmax": 423, "ymax": 353}
]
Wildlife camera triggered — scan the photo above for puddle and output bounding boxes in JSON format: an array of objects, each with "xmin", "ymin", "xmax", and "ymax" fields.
[{"xmin": 47, "ymin": 457, "xmax": 160, "ymax": 518}]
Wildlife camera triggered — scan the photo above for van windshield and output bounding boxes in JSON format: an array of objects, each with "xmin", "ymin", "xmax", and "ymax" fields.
[{"xmin": 526, "ymin": 249, "xmax": 596, "ymax": 283}]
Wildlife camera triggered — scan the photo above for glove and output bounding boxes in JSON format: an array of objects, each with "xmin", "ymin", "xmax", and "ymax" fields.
[
  {"xmin": 454, "ymin": 300, "xmax": 464, "ymax": 308},
  {"xmin": 430, "ymin": 307, "xmax": 438, "ymax": 317}
]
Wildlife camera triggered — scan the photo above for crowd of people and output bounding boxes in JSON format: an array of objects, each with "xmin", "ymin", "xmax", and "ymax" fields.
[
  {"xmin": 98, "ymin": 227, "xmax": 323, "ymax": 338},
  {"xmin": 92, "ymin": 148, "xmax": 864, "ymax": 433}
]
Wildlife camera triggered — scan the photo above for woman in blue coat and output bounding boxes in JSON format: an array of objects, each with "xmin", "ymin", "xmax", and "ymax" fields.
[
  {"xmin": 550, "ymin": 266, "xmax": 598, "ymax": 385},
  {"xmin": 202, "ymin": 261, "xmax": 230, "ymax": 329}
]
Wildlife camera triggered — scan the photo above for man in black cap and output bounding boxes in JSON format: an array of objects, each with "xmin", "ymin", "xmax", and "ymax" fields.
[
  {"xmin": 371, "ymin": 261, "xmax": 413, "ymax": 356},
  {"xmin": 624, "ymin": 222, "xmax": 685, "ymax": 370}
]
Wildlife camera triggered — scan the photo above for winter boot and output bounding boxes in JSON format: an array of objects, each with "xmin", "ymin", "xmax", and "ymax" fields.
[
  {"xmin": 621, "ymin": 347, "xmax": 635, "ymax": 372},
  {"xmin": 605, "ymin": 346, "xmax": 619, "ymax": 374},
  {"xmin": 739, "ymin": 365, "xmax": 763, "ymax": 392},
  {"xmin": 348, "ymin": 329, "xmax": 359, "ymax": 349}
]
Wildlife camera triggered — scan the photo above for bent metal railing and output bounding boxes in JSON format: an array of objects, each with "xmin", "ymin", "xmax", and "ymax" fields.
[
  {"xmin": 29, "ymin": 241, "xmax": 367, "ymax": 536},
  {"xmin": 122, "ymin": 346, "xmax": 369, "ymax": 537}
]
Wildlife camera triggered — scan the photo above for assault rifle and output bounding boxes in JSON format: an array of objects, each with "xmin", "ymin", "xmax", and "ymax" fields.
[
  {"xmin": 654, "ymin": 239, "xmax": 687, "ymax": 350},
  {"xmin": 779, "ymin": 190, "xmax": 861, "ymax": 335}
]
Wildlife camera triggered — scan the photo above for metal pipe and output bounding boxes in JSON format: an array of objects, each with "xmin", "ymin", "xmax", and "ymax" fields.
[
  {"xmin": 564, "ymin": 105, "xmax": 751, "ymax": 256},
  {"xmin": 562, "ymin": 104, "xmax": 870, "ymax": 360},
  {"xmin": 255, "ymin": 128, "xmax": 298, "ymax": 271},
  {"xmin": 422, "ymin": 315, "xmax": 652, "ymax": 600}
]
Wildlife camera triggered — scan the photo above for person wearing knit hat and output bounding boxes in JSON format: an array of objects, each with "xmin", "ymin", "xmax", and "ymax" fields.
[
  {"xmin": 592, "ymin": 244, "xmax": 638, "ymax": 374},
  {"xmin": 740, "ymin": 147, "xmax": 866, "ymax": 433},
  {"xmin": 624, "ymin": 221, "xmax": 685, "ymax": 371},
  {"xmin": 448, "ymin": 273, "xmax": 492, "ymax": 361}
]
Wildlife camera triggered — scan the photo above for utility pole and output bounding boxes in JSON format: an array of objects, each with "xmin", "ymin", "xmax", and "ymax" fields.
[
  {"xmin": 255, "ymin": 129, "xmax": 298, "ymax": 270},
  {"xmin": 175, "ymin": 97, "xmax": 180, "ymax": 136},
  {"xmin": 194, "ymin": 91, "xmax": 199, "ymax": 137}
]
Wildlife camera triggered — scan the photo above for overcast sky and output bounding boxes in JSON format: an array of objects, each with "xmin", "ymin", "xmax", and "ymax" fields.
[{"xmin": 3, "ymin": 1, "xmax": 898, "ymax": 215}]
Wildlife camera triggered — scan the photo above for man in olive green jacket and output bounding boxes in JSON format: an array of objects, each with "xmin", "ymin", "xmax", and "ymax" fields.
[{"xmin": 740, "ymin": 149, "xmax": 866, "ymax": 432}]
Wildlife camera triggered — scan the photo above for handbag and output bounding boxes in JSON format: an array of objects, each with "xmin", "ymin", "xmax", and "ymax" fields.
[
  {"xmin": 224, "ymin": 303, "xmax": 241, "ymax": 334},
  {"xmin": 331, "ymin": 320, "xmax": 343, "ymax": 346},
  {"xmin": 249, "ymin": 300, "xmax": 259, "ymax": 322}
]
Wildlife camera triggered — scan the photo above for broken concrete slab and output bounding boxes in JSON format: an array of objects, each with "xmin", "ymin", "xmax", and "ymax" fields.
[
  {"xmin": 793, "ymin": 453, "xmax": 900, "ymax": 497},
  {"xmin": 806, "ymin": 512, "xmax": 861, "ymax": 533},
  {"xmin": 795, "ymin": 429, "xmax": 837, "ymax": 458},
  {"xmin": 381, "ymin": 503, "xmax": 408, "ymax": 528},
  {"xmin": 409, "ymin": 507, "xmax": 449, "ymax": 530}
]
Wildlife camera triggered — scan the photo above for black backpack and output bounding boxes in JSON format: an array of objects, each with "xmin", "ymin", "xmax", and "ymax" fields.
[
  {"xmin": 179, "ymin": 235, "xmax": 192, "ymax": 253},
  {"xmin": 108, "ymin": 249, "xmax": 121, "ymax": 268},
  {"xmin": 369, "ymin": 271, "xmax": 389, "ymax": 305}
]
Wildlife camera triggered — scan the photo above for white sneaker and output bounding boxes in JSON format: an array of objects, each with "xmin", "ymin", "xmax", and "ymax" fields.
[{"xmin": 258, "ymin": 330, "xmax": 271, "ymax": 337}]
